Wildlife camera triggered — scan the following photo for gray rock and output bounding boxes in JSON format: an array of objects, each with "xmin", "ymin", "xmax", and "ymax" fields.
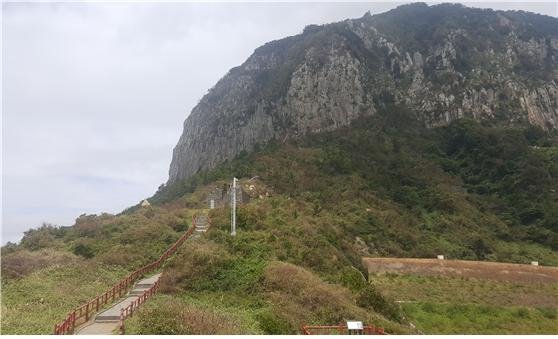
[{"xmin": 168, "ymin": 4, "xmax": 558, "ymax": 184}]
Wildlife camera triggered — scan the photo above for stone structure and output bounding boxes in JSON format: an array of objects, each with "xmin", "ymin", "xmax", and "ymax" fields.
[{"xmin": 207, "ymin": 185, "xmax": 250, "ymax": 209}]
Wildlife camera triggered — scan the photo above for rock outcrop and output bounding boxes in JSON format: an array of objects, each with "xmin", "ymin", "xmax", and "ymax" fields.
[{"xmin": 168, "ymin": 3, "xmax": 558, "ymax": 184}]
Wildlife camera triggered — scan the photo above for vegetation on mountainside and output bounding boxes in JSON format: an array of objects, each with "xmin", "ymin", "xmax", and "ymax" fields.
[
  {"xmin": 2, "ymin": 105, "xmax": 558, "ymax": 334},
  {"xmin": 154, "ymin": 106, "xmax": 558, "ymax": 265},
  {"xmin": 131, "ymin": 107, "xmax": 557, "ymax": 334}
]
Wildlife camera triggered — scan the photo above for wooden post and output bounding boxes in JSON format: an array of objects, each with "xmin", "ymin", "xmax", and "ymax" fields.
[
  {"xmin": 85, "ymin": 303, "xmax": 89, "ymax": 321},
  {"xmin": 120, "ymin": 308, "xmax": 125, "ymax": 334},
  {"xmin": 96, "ymin": 297, "xmax": 99, "ymax": 311},
  {"xmin": 71, "ymin": 312, "xmax": 76, "ymax": 332}
]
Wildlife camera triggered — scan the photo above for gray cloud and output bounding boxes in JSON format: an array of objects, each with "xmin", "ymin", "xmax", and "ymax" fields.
[{"xmin": 2, "ymin": 2, "xmax": 556, "ymax": 244}]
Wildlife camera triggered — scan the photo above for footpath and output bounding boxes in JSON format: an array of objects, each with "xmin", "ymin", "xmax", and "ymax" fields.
[
  {"xmin": 57, "ymin": 212, "xmax": 210, "ymax": 335},
  {"xmin": 76, "ymin": 274, "xmax": 162, "ymax": 334}
]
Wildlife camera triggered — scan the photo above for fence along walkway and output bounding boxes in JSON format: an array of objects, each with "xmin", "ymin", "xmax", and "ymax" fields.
[
  {"xmin": 53, "ymin": 213, "xmax": 208, "ymax": 335},
  {"xmin": 301, "ymin": 324, "xmax": 386, "ymax": 335},
  {"xmin": 118, "ymin": 216, "xmax": 210, "ymax": 334},
  {"xmin": 76, "ymin": 273, "xmax": 161, "ymax": 334}
]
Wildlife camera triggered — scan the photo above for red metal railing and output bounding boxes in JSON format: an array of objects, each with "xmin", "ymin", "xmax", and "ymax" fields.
[
  {"xmin": 53, "ymin": 214, "xmax": 202, "ymax": 335},
  {"xmin": 301, "ymin": 324, "xmax": 386, "ymax": 335},
  {"xmin": 117, "ymin": 214, "xmax": 213, "ymax": 334},
  {"xmin": 119, "ymin": 279, "xmax": 160, "ymax": 334}
]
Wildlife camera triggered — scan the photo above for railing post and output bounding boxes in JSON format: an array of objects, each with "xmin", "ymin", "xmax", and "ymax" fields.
[
  {"xmin": 72, "ymin": 311, "xmax": 76, "ymax": 332},
  {"xmin": 85, "ymin": 303, "xmax": 89, "ymax": 321},
  {"xmin": 120, "ymin": 308, "xmax": 125, "ymax": 334},
  {"xmin": 96, "ymin": 297, "xmax": 99, "ymax": 311}
]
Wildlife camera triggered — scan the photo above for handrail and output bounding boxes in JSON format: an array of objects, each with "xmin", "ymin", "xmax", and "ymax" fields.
[
  {"xmin": 301, "ymin": 324, "xmax": 386, "ymax": 335},
  {"xmin": 53, "ymin": 214, "xmax": 200, "ymax": 335},
  {"xmin": 118, "ymin": 279, "xmax": 160, "ymax": 334},
  {"xmin": 117, "ymin": 212, "xmax": 213, "ymax": 334}
]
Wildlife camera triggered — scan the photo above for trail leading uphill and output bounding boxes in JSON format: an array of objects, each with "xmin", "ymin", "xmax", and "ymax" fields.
[
  {"xmin": 76, "ymin": 273, "xmax": 162, "ymax": 335},
  {"xmin": 52, "ymin": 212, "xmax": 211, "ymax": 335}
]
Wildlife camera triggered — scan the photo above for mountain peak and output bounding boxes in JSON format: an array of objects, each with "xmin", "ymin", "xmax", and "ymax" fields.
[{"xmin": 168, "ymin": 3, "xmax": 558, "ymax": 184}]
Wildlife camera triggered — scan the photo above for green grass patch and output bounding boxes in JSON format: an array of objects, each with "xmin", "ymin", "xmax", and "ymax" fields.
[
  {"xmin": 402, "ymin": 302, "xmax": 558, "ymax": 334},
  {"xmin": 371, "ymin": 273, "xmax": 558, "ymax": 308}
]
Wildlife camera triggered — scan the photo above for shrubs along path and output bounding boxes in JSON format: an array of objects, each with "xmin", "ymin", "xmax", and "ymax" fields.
[{"xmin": 76, "ymin": 213, "xmax": 210, "ymax": 334}]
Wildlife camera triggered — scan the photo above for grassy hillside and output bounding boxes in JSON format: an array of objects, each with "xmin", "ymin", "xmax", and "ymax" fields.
[
  {"xmin": 372, "ymin": 273, "xmax": 558, "ymax": 334},
  {"xmin": 2, "ymin": 106, "xmax": 557, "ymax": 334}
]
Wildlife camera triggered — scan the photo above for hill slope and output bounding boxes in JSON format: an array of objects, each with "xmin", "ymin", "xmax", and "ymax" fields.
[
  {"xmin": 158, "ymin": 109, "xmax": 558, "ymax": 265},
  {"xmin": 3, "ymin": 109, "xmax": 557, "ymax": 334}
]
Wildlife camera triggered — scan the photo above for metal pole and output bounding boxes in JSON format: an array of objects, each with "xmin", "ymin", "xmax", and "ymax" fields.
[{"xmin": 231, "ymin": 177, "xmax": 237, "ymax": 236}]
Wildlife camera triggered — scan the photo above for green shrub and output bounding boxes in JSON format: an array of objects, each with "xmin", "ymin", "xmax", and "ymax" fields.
[
  {"xmin": 338, "ymin": 266, "xmax": 368, "ymax": 292},
  {"xmin": 20, "ymin": 225, "xmax": 60, "ymax": 250},
  {"xmin": 537, "ymin": 307, "xmax": 557, "ymax": 320},
  {"xmin": 72, "ymin": 243, "xmax": 95, "ymax": 258},
  {"xmin": 256, "ymin": 309, "xmax": 292, "ymax": 334},
  {"xmin": 357, "ymin": 284, "xmax": 403, "ymax": 323}
]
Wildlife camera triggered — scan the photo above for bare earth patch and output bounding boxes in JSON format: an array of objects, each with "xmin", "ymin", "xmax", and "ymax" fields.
[{"xmin": 363, "ymin": 258, "xmax": 558, "ymax": 284}]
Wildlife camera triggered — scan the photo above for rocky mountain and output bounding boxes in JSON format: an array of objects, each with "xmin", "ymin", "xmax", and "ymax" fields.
[{"xmin": 168, "ymin": 3, "xmax": 558, "ymax": 184}]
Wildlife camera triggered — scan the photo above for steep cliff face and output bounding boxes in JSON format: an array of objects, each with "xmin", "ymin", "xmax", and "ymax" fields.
[{"xmin": 168, "ymin": 3, "xmax": 558, "ymax": 184}]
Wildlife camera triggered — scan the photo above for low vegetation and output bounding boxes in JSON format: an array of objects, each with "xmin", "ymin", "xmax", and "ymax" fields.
[
  {"xmin": 2, "ymin": 107, "xmax": 557, "ymax": 334},
  {"xmin": 371, "ymin": 273, "xmax": 558, "ymax": 334},
  {"xmin": 402, "ymin": 302, "xmax": 558, "ymax": 334},
  {"xmin": 124, "ymin": 295, "xmax": 252, "ymax": 334},
  {"xmin": 1, "ymin": 263, "xmax": 127, "ymax": 334}
]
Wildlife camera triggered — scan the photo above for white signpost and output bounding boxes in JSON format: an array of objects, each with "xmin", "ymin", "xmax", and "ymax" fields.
[
  {"xmin": 347, "ymin": 321, "xmax": 363, "ymax": 335},
  {"xmin": 231, "ymin": 177, "xmax": 237, "ymax": 236},
  {"xmin": 346, "ymin": 321, "xmax": 363, "ymax": 330}
]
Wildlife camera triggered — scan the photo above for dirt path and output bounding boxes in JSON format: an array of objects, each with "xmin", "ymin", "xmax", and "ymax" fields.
[
  {"xmin": 363, "ymin": 257, "xmax": 558, "ymax": 284},
  {"xmin": 76, "ymin": 273, "xmax": 162, "ymax": 335}
]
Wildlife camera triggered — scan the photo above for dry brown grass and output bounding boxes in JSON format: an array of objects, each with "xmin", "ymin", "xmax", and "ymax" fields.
[
  {"xmin": 126, "ymin": 296, "xmax": 244, "ymax": 334},
  {"xmin": 96, "ymin": 245, "xmax": 143, "ymax": 267},
  {"xmin": 364, "ymin": 258, "xmax": 558, "ymax": 284},
  {"xmin": 1, "ymin": 249, "xmax": 80, "ymax": 280},
  {"xmin": 263, "ymin": 261, "xmax": 406, "ymax": 333},
  {"xmin": 159, "ymin": 240, "xmax": 231, "ymax": 294}
]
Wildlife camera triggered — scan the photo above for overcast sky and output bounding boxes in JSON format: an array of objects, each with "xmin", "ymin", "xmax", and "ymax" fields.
[{"xmin": 2, "ymin": 1, "xmax": 557, "ymax": 245}]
